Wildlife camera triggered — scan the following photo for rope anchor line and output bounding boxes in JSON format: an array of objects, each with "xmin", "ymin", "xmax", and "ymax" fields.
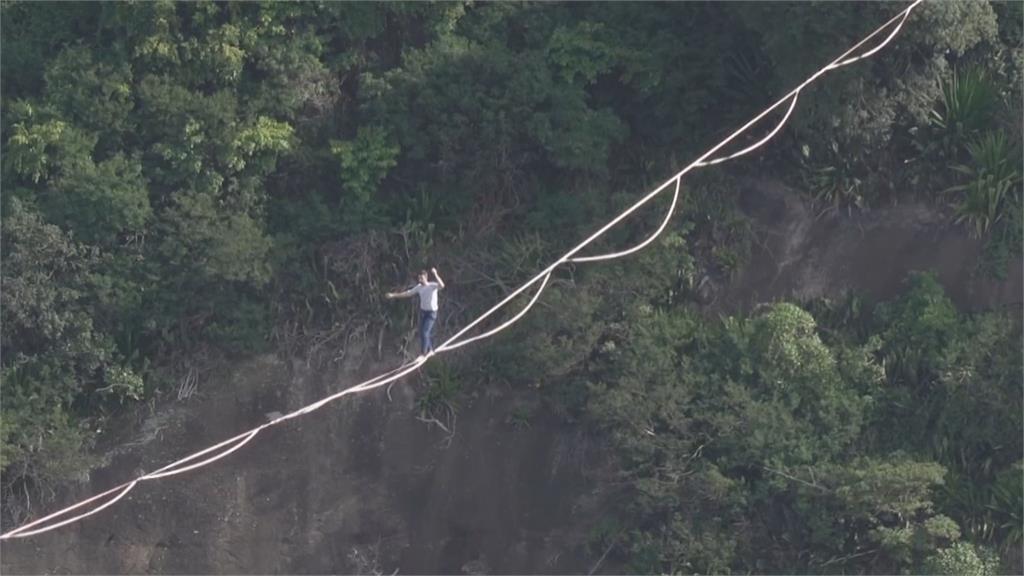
[{"xmin": 0, "ymin": 0, "xmax": 923, "ymax": 541}]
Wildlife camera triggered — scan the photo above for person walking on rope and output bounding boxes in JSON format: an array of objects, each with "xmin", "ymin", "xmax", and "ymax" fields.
[{"xmin": 386, "ymin": 267, "xmax": 445, "ymax": 357}]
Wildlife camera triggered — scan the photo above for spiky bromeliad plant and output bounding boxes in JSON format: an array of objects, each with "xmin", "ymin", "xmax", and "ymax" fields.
[
  {"xmin": 931, "ymin": 67, "xmax": 998, "ymax": 143},
  {"xmin": 946, "ymin": 131, "xmax": 1021, "ymax": 238}
]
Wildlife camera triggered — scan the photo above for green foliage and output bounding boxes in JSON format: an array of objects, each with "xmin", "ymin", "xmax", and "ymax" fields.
[
  {"xmin": 230, "ymin": 116, "xmax": 294, "ymax": 174},
  {"xmin": 748, "ymin": 304, "xmax": 867, "ymax": 458},
  {"xmin": 925, "ymin": 542, "xmax": 1001, "ymax": 576},
  {"xmin": 0, "ymin": 1, "xmax": 101, "ymax": 97},
  {"xmin": 1, "ymin": 8, "xmax": 301, "ymax": 454},
  {"xmin": 979, "ymin": 192, "xmax": 1022, "ymax": 279},
  {"xmin": 935, "ymin": 313, "xmax": 1022, "ymax": 465},
  {"xmin": 0, "ymin": 398, "xmax": 97, "ymax": 516},
  {"xmin": 785, "ymin": 457, "xmax": 956, "ymax": 570},
  {"xmin": 0, "ymin": 200, "xmax": 117, "ymax": 516},
  {"xmin": 3, "ymin": 102, "xmax": 96, "ymax": 185},
  {"xmin": 96, "ymin": 364, "xmax": 145, "ymax": 402},
  {"xmin": 505, "ymin": 405, "xmax": 533, "ymax": 430},
  {"xmin": 183, "ymin": 23, "xmax": 247, "ymax": 87},
  {"xmin": 545, "ymin": 21, "xmax": 617, "ymax": 85},
  {"xmin": 802, "ymin": 156, "xmax": 866, "ymax": 212},
  {"xmin": 42, "ymin": 47, "xmax": 134, "ymax": 139},
  {"xmin": 205, "ymin": 298, "xmax": 271, "ymax": 356},
  {"xmin": 580, "ymin": 270, "xmax": 1020, "ymax": 573},
  {"xmin": 159, "ymin": 191, "xmax": 272, "ymax": 286},
  {"xmin": 1, "ymin": 199, "xmax": 112, "ymax": 381},
  {"xmin": 947, "ymin": 130, "xmax": 1022, "ymax": 237},
  {"xmin": 943, "ymin": 466, "xmax": 1024, "ymax": 550},
  {"xmin": 932, "ymin": 68, "xmax": 999, "ymax": 142},
  {"xmin": 361, "ymin": 14, "xmax": 626, "ymax": 230},
  {"xmin": 753, "ymin": 2, "xmax": 1001, "ymax": 207},
  {"xmin": 417, "ymin": 361, "xmax": 462, "ymax": 416},
  {"xmin": 330, "ymin": 125, "xmax": 399, "ymax": 213},
  {"xmin": 485, "ymin": 284, "xmax": 604, "ymax": 392},
  {"xmin": 827, "ymin": 457, "xmax": 946, "ymax": 521},
  {"xmin": 875, "ymin": 272, "xmax": 959, "ymax": 385},
  {"xmin": 46, "ymin": 154, "xmax": 152, "ymax": 245},
  {"xmin": 585, "ymin": 298, "xmax": 876, "ymax": 572}
]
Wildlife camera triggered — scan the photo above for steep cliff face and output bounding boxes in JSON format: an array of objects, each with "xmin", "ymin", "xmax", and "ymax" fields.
[
  {"xmin": 1, "ymin": 352, "xmax": 611, "ymax": 574},
  {"xmin": 720, "ymin": 179, "xmax": 1023, "ymax": 312},
  {"xmin": 2, "ymin": 182, "xmax": 1020, "ymax": 574}
]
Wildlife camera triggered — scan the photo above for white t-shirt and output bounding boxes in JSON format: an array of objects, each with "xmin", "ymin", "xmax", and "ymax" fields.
[{"xmin": 412, "ymin": 282, "xmax": 440, "ymax": 311}]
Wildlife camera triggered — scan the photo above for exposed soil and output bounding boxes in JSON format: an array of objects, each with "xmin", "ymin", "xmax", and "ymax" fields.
[
  {"xmin": 1, "ymin": 351, "xmax": 612, "ymax": 574},
  {"xmin": 720, "ymin": 178, "xmax": 1022, "ymax": 312},
  {"xmin": 2, "ymin": 180, "xmax": 1019, "ymax": 574}
]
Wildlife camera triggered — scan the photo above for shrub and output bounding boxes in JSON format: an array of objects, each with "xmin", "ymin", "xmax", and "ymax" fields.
[
  {"xmin": 931, "ymin": 67, "xmax": 998, "ymax": 142},
  {"xmin": 947, "ymin": 131, "xmax": 1021, "ymax": 237},
  {"xmin": 925, "ymin": 542, "xmax": 1001, "ymax": 576}
]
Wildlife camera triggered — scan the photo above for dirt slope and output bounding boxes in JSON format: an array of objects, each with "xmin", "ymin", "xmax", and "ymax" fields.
[
  {"xmin": 1, "ymin": 351, "xmax": 609, "ymax": 574},
  {"xmin": 721, "ymin": 179, "xmax": 1021, "ymax": 311}
]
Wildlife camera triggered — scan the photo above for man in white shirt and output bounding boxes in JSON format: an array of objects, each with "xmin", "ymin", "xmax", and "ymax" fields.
[{"xmin": 386, "ymin": 267, "xmax": 445, "ymax": 356}]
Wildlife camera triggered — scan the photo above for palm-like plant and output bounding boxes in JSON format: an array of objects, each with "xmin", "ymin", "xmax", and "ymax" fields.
[
  {"xmin": 946, "ymin": 131, "xmax": 1021, "ymax": 237},
  {"xmin": 988, "ymin": 463, "xmax": 1023, "ymax": 553},
  {"xmin": 943, "ymin": 463, "xmax": 1024, "ymax": 553},
  {"xmin": 806, "ymin": 164, "xmax": 864, "ymax": 213},
  {"xmin": 931, "ymin": 67, "xmax": 998, "ymax": 139}
]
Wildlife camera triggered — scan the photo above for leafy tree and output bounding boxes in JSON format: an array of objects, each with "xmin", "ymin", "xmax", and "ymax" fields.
[
  {"xmin": 229, "ymin": 115, "xmax": 295, "ymax": 175},
  {"xmin": 182, "ymin": 22, "xmax": 247, "ymax": 89},
  {"xmin": 42, "ymin": 47, "xmax": 134, "ymax": 142},
  {"xmin": 545, "ymin": 21, "xmax": 617, "ymax": 86},
  {"xmin": 43, "ymin": 153, "xmax": 152, "ymax": 246},
  {"xmin": 3, "ymin": 102, "xmax": 96, "ymax": 186},
  {"xmin": 1, "ymin": 199, "xmax": 111, "ymax": 385},
  {"xmin": 157, "ymin": 190, "xmax": 272, "ymax": 286},
  {"xmin": 585, "ymin": 298, "xmax": 878, "ymax": 572},
  {"xmin": 330, "ymin": 125, "xmax": 399, "ymax": 221},
  {"xmin": 926, "ymin": 541, "xmax": 1001, "ymax": 576},
  {"xmin": 235, "ymin": 10, "xmax": 333, "ymax": 120},
  {"xmin": 0, "ymin": 199, "xmax": 132, "ymax": 519},
  {"xmin": 875, "ymin": 272, "xmax": 959, "ymax": 386},
  {"xmin": 0, "ymin": 1, "xmax": 101, "ymax": 97},
  {"xmin": 360, "ymin": 11, "xmax": 627, "ymax": 233},
  {"xmin": 790, "ymin": 457, "xmax": 953, "ymax": 571}
]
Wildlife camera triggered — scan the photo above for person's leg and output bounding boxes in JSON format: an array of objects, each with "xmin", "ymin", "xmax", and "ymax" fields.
[
  {"xmin": 420, "ymin": 310, "xmax": 436, "ymax": 354},
  {"xmin": 418, "ymin": 311, "xmax": 428, "ymax": 354}
]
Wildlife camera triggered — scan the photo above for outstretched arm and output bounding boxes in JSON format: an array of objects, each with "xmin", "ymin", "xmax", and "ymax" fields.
[
  {"xmin": 385, "ymin": 287, "xmax": 417, "ymax": 299},
  {"xmin": 431, "ymin": 267, "xmax": 445, "ymax": 289}
]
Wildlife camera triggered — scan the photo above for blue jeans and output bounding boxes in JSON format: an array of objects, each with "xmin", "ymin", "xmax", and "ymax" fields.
[{"xmin": 419, "ymin": 310, "xmax": 437, "ymax": 354}]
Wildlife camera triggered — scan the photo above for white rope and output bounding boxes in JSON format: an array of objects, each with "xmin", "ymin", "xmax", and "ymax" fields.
[
  {"xmin": 0, "ymin": 482, "xmax": 139, "ymax": 539},
  {"xmin": 141, "ymin": 430, "xmax": 263, "ymax": 480},
  {"xmin": 695, "ymin": 92, "xmax": 800, "ymax": 167},
  {"xmin": 827, "ymin": 7, "xmax": 915, "ymax": 70},
  {"xmin": 0, "ymin": 357, "xmax": 430, "ymax": 540},
  {"xmin": 0, "ymin": 0, "xmax": 922, "ymax": 541},
  {"xmin": 437, "ymin": 272, "xmax": 552, "ymax": 353},
  {"xmin": 435, "ymin": 0, "xmax": 922, "ymax": 354},
  {"xmin": 567, "ymin": 176, "xmax": 681, "ymax": 264}
]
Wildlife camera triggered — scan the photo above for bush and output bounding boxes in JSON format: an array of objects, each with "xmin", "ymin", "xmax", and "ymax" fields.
[
  {"xmin": 932, "ymin": 68, "xmax": 999, "ymax": 143},
  {"xmin": 925, "ymin": 542, "xmax": 1001, "ymax": 576},
  {"xmin": 948, "ymin": 131, "xmax": 1021, "ymax": 237}
]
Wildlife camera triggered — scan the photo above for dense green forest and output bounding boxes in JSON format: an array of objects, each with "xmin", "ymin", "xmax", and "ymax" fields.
[{"xmin": 1, "ymin": 1, "xmax": 1021, "ymax": 573}]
